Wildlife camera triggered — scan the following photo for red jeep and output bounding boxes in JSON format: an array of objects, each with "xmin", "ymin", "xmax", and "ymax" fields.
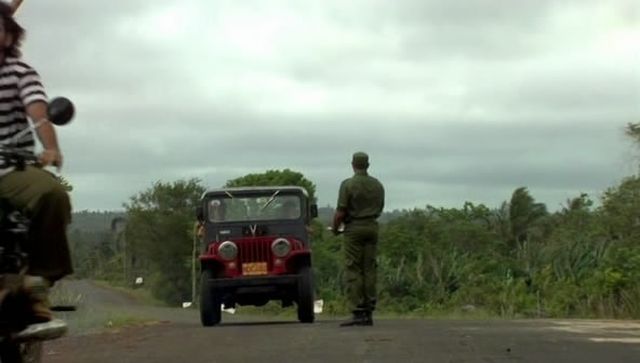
[{"xmin": 196, "ymin": 186, "xmax": 318, "ymax": 326}]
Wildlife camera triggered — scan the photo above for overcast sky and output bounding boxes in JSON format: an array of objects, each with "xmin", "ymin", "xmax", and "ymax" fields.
[{"xmin": 14, "ymin": 0, "xmax": 640, "ymax": 211}]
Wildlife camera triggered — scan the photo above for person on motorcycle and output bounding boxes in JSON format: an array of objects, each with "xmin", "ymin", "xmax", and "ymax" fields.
[
  {"xmin": 0, "ymin": 1, "xmax": 73, "ymax": 323},
  {"xmin": 8, "ymin": 0, "xmax": 22, "ymax": 14}
]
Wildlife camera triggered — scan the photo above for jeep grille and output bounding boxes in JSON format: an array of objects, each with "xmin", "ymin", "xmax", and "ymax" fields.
[{"xmin": 237, "ymin": 237, "xmax": 272, "ymax": 265}]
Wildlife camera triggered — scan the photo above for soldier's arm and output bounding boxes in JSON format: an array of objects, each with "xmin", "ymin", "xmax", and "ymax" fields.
[
  {"xmin": 332, "ymin": 210, "xmax": 346, "ymax": 235},
  {"xmin": 333, "ymin": 180, "xmax": 349, "ymax": 234}
]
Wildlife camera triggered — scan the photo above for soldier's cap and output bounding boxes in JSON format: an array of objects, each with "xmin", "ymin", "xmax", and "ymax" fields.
[{"xmin": 351, "ymin": 152, "xmax": 369, "ymax": 168}]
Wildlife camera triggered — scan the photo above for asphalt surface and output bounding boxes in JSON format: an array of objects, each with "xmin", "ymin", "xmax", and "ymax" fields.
[{"xmin": 41, "ymin": 281, "xmax": 640, "ymax": 363}]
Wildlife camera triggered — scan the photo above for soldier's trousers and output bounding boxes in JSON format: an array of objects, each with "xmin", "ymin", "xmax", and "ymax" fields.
[
  {"xmin": 343, "ymin": 223, "xmax": 378, "ymax": 313},
  {"xmin": 0, "ymin": 166, "xmax": 73, "ymax": 281}
]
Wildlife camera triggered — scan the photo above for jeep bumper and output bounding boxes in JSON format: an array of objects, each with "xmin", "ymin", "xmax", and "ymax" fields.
[{"xmin": 206, "ymin": 275, "xmax": 299, "ymax": 293}]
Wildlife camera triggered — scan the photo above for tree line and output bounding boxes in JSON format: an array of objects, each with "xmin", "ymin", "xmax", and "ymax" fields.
[{"xmin": 68, "ymin": 124, "xmax": 640, "ymax": 318}]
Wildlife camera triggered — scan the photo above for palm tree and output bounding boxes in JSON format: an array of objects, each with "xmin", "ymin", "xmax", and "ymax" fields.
[
  {"xmin": 627, "ymin": 122, "xmax": 640, "ymax": 172},
  {"xmin": 508, "ymin": 187, "xmax": 548, "ymax": 249},
  {"xmin": 626, "ymin": 122, "xmax": 640, "ymax": 144}
]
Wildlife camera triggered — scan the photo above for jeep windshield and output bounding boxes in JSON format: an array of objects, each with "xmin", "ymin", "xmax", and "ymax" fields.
[{"xmin": 207, "ymin": 192, "xmax": 302, "ymax": 222}]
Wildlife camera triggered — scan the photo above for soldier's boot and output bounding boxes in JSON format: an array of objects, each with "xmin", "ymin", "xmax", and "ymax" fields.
[
  {"xmin": 339, "ymin": 311, "xmax": 367, "ymax": 327},
  {"xmin": 355, "ymin": 303, "xmax": 374, "ymax": 326},
  {"xmin": 23, "ymin": 275, "xmax": 53, "ymax": 324},
  {"xmin": 362, "ymin": 310, "xmax": 373, "ymax": 326}
]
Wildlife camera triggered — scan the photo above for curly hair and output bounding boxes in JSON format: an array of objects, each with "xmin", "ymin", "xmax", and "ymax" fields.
[{"xmin": 0, "ymin": 2, "xmax": 25, "ymax": 58}]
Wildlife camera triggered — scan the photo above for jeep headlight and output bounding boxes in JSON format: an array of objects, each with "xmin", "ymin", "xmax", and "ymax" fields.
[
  {"xmin": 217, "ymin": 241, "xmax": 238, "ymax": 261},
  {"xmin": 271, "ymin": 238, "xmax": 291, "ymax": 258}
]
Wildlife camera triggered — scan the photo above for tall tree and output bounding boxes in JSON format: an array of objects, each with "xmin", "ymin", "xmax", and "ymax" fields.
[
  {"xmin": 627, "ymin": 122, "xmax": 640, "ymax": 172},
  {"xmin": 626, "ymin": 122, "xmax": 640, "ymax": 145},
  {"xmin": 124, "ymin": 179, "xmax": 205, "ymax": 304},
  {"xmin": 509, "ymin": 187, "xmax": 548, "ymax": 248},
  {"xmin": 225, "ymin": 168, "xmax": 317, "ymax": 201},
  {"xmin": 600, "ymin": 176, "xmax": 640, "ymax": 243}
]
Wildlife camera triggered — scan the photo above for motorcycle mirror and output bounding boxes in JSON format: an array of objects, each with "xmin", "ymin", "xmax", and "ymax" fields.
[{"xmin": 48, "ymin": 97, "xmax": 75, "ymax": 126}]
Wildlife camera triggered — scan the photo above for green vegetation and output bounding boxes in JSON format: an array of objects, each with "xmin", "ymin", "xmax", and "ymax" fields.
[
  {"xmin": 313, "ymin": 183, "xmax": 640, "ymax": 318},
  {"xmin": 68, "ymin": 125, "xmax": 640, "ymax": 319},
  {"xmin": 225, "ymin": 168, "xmax": 317, "ymax": 201}
]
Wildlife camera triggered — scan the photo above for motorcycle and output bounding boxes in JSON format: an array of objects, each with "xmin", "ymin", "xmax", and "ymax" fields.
[{"xmin": 0, "ymin": 97, "xmax": 74, "ymax": 363}]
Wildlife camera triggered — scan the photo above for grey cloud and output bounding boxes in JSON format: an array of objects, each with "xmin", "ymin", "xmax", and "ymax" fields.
[
  {"xmin": 504, "ymin": 69, "xmax": 640, "ymax": 113},
  {"xmin": 10, "ymin": 0, "xmax": 636, "ymax": 212},
  {"xmin": 61, "ymin": 113, "xmax": 633, "ymax": 211},
  {"xmin": 326, "ymin": 0, "xmax": 561, "ymax": 61}
]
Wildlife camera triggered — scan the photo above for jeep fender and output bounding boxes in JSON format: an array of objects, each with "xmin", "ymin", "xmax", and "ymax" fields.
[
  {"xmin": 200, "ymin": 257, "xmax": 225, "ymax": 276},
  {"xmin": 286, "ymin": 251, "xmax": 311, "ymax": 272}
]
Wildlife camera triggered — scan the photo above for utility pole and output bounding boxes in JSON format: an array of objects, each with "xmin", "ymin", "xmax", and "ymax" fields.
[
  {"xmin": 192, "ymin": 222, "xmax": 200, "ymax": 304},
  {"xmin": 111, "ymin": 217, "xmax": 128, "ymax": 284}
]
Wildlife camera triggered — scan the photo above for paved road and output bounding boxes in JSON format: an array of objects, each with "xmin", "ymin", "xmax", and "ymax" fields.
[{"xmin": 41, "ymin": 281, "xmax": 640, "ymax": 363}]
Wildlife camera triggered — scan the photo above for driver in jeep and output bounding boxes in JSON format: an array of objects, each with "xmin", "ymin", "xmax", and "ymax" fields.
[
  {"xmin": 279, "ymin": 200, "xmax": 300, "ymax": 219},
  {"xmin": 0, "ymin": 1, "xmax": 73, "ymax": 323}
]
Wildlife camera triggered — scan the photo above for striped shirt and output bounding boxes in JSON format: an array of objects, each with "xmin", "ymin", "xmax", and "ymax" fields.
[{"xmin": 0, "ymin": 57, "xmax": 48, "ymax": 177}]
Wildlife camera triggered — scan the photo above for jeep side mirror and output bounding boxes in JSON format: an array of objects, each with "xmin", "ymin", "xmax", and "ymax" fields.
[
  {"xmin": 310, "ymin": 204, "xmax": 318, "ymax": 219},
  {"xmin": 195, "ymin": 205, "xmax": 204, "ymax": 222}
]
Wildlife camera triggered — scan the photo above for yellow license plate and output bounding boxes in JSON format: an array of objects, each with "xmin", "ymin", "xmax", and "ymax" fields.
[{"xmin": 242, "ymin": 262, "xmax": 268, "ymax": 276}]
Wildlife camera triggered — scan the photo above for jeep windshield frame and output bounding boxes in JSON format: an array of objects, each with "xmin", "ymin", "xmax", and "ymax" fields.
[{"xmin": 204, "ymin": 188, "xmax": 306, "ymax": 224}]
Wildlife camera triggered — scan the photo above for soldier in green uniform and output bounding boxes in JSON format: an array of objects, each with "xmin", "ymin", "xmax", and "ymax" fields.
[{"xmin": 332, "ymin": 152, "xmax": 385, "ymax": 326}]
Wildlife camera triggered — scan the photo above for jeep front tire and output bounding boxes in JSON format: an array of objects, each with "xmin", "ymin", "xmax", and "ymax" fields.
[
  {"xmin": 200, "ymin": 269, "xmax": 221, "ymax": 326},
  {"xmin": 297, "ymin": 265, "xmax": 315, "ymax": 323}
]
